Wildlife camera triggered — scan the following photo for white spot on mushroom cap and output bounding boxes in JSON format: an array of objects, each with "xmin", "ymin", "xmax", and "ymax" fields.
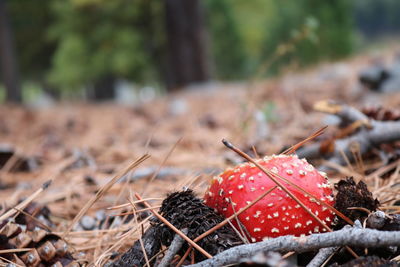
[
  {"xmin": 271, "ymin": 167, "xmax": 279, "ymax": 174},
  {"xmin": 286, "ymin": 169, "xmax": 293, "ymax": 175},
  {"xmin": 299, "ymin": 170, "xmax": 306, "ymax": 176},
  {"xmin": 295, "ymin": 223, "xmax": 302, "ymax": 228},
  {"xmin": 228, "ymin": 175, "xmax": 235, "ymax": 180},
  {"xmin": 305, "ymin": 164, "xmax": 314, "ymax": 172},
  {"xmin": 228, "ymin": 190, "xmax": 233, "ymax": 195},
  {"xmin": 238, "ymin": 185, "xmax": 244, "ymax": 190},
  {"xmin": 249, "ymin": 176, "xmax": 255, "ymax": 181},
  {"xmin": 267, "ymin": 203, "xmax": 274, "ymax": 207},
  {"xmin": 254, "ymin": 228, "xmax": 261, "ymax": 232},
  {"xmin": 271, "ymin": 228, "xmax": 279, "ymax": 233},
  {"xmin": 240, "ymin": 173, "xmax": 247, "ymax": 179},
  {"xmin": 273, "ymin": 212, "xmax": 279, "ymax": 218},
  {"xmin": 245, "ymin": 216, "xmax": 250, "ymax": 221},
  {"xmin": 218, "ymin": 189, "xmax": 224, "ymax": 196}
]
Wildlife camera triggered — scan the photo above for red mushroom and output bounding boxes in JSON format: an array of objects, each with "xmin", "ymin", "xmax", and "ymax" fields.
[{"xmin": 204, "ymin": 154, "xmax": 335, "ymax": 242}]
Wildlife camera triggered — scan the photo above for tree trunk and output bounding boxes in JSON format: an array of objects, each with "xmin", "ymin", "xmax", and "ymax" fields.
[
  {"xmin": 90, "ymin": 75, "xmax": 116, "ymax": 101},
  {"xmin": 0, "ymin": 0, "xmax": 22, "ymax": 103},
  {"xmin": 164, "ymin": 0, "xmax": 211, "ymax": 91}
]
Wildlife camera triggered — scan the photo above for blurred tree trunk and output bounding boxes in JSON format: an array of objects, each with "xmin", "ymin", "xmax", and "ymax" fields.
[
  {"xmin": 0, "ymin": 0, "xmax": 22, "ymax": 103},
  {"xmin": 164, "ymin": 0, "xmax": 211, "ymax": 91},
  {"xmin": 91, "ymin": 75, "xmax": 116, "ymax": 101}
]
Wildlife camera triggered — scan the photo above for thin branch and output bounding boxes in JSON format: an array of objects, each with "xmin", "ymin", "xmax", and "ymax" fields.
[
  {"xmin": 189, "ymin": 228, "xmax": 400, "ymax": 267},
  {"xmin": 306, "ymin": 247, "xmax": 338, "ymax": 267},
  {"xmin": 156, "ymin": 228, "xmax": 188, "ymax": 267},
  {"xmin": 283, "ymin": 126, "xmax": 328, "ymax": 155},
  {"xmin": 134, "ymin": 193, "xmax": 212, "ymax": 259}
]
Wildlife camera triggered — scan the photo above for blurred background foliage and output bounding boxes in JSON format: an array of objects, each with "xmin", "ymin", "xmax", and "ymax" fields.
[{"xmin": 1, "ymin": 0, "xmax": 400, "ymax": 102}]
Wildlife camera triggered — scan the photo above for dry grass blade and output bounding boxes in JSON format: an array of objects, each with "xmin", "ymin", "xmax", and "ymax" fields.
[
  {"xmin": 62, "ymin": 154, "xmax": 150, "ymax": 238},
  {"xmin": 0, "ymin": 256, "xmax": 24, "ymax": 267},
  {"xmin": 0, "ymin": 180, "xmax": 51, "ymax": 222},
  {"xmin": 134, "ymin": 192, "xmax": 213, "ymax": 259},
  {"xmin": 282, "ymin": 126, "xmax": 328, "ymax": 155},
  {"xmin": 141, "ymin": 136, "xmax": 183, "ymax": 196},
  {"xmin": 0, "ymin": 248, "xmax": 32, "ymax": 254},
  {"xmin": 128, "ymin": 197, "xmax": 151, "ymax": 267},
  {"xmin": 107, "ymin": 198, "xmax": 163, "ymax": 210}
]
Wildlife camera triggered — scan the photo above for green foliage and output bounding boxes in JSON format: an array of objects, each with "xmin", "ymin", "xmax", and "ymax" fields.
[
  {"xmin": 47, "ymin": 0, "xmax": 162, "ymax": 91},
  {"xmin": 5, "ymin": 0, "xmax": 360, "ymax": 95},
  {"xmin": 260, "ymin": 0, "xmax": 354, "ymax": 75},
  {"xmin": 8, "ymin": 0, "xmax": 55, "ymax": 80},
  {"xmin": 205, "ymin": 0, "xmax": 248, "ymax": 79}
]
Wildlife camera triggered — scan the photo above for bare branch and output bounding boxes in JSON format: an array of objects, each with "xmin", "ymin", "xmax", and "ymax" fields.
[
  {"xmin": 157, "ymin": 229, "xmax": 188, "ymax": 267},
  {"xmin": 297, "ymin": 102, "xmax": 400, "ymax": 170},
  {"xmin": 306, "ymin": 247, "xmax": 338, "ymax": 267},
  {"xmin": 188, "ymin": 228, "xmax": 400, "ymax": 267}
]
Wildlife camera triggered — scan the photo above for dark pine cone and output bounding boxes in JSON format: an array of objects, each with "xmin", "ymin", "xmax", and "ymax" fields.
[
  {"xmin": 155, "ymin": 189, "xmax": 243, "ymax": 261},
  {"xmin": 333, "ymin": 177, "xmax": 379, "ymax": 230}
]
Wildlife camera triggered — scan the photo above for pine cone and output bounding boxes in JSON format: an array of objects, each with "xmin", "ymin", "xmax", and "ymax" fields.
[
  {"xmin": 155, "ymin": 189, "xmax": 244, "ymax": 261},
  {"xmin": 0, "ymin": 203, "xmax": 80, "ymax": 267}
]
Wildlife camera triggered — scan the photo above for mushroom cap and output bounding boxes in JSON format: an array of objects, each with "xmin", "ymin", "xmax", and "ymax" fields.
[{"xmin": 204, "ymin": 154, "xmax": 335, "ymax": 241}]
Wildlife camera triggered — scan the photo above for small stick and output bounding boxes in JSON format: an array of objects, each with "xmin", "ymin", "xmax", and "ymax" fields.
[
  {"xmin": 157, "ymin": 229, "xmax": 188, "ymax": 267},
  {"xmin": 282, "ymin": 126, "xmax": 327, "ymax": 155},
  {"xmin": 134, "ymin": 193, "xmax": 212, "ymax": 259},
  {"xmin": 306, "ymin": 247, "xmax": 338, "ymax": 267},
  {"xmin": 189, "ymin": 228, "xmax": 400, "ymax": 267}
]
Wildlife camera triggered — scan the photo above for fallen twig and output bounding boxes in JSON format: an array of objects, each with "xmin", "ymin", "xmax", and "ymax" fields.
[
  {"xmin": 157, "ymin": 228, "xmax": 188, "ymax": 267},
  {"xmin": 188, "ymin": 227, "xmax": 400, "ymax": 267},
  {"xmin": 297, "ymin": 101, "xmax": 400, "ymax": 170},
  {"xmin": 306, "ymin": 246, "xmax": 338, "ymax": 267}
]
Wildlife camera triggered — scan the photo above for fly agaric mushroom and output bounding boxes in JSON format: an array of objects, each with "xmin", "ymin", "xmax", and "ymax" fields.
[{"xmin": 204, "ymin": 154, "xmax": 335, "ymax": 242}]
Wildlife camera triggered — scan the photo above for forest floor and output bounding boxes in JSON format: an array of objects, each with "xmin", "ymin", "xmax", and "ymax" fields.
[{"xmin": 1, "ymin": 47, "xmax": 400, "ymax": 266}]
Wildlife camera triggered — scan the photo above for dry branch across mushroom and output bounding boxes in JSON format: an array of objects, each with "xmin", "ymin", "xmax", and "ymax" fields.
[{"xmin": 204, "ymin": 154, "xmax": 335, "ymax": 241}]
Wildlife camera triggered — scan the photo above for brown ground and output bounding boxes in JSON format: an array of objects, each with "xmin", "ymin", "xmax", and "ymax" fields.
[{"xmin": 1, "ymin": 48, "xmax": 400, "ymax": 265}]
